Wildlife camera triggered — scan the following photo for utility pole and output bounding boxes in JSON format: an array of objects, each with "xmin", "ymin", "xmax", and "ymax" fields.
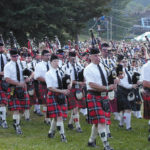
[{"xmin": 110, "ymin": 16, "xmax": 113, "ymax": 40}]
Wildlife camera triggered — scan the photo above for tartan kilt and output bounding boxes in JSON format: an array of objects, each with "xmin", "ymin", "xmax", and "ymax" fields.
[
  {"xmin": 27, "ymin": 83, "xmax": 37, "ymax": 105},
  {"xmin": 143, "ymin": 94, "xmax": 150, "ymax": 119},
  {"xmin": 7, "ymin": 87, "xmax": 30, "ymax": 111},
  {"xmin": 46, "ymin": 91, "xmax": 68, "ymax": 118},
  {"xmin": 67, "ymin": 86, "xmax": 86, "ymax": 110},
  {"xmin": 109, "ymin": 98, "xmax": 118, "ymax": 113},
  {"xmin": 86, "ymin": 93, "xmax": 111, "ymax": 125},
  {"xmin": 0, "ymin": 80, "xmax": 7, "ymax": 105},
  {"xmin": 38, "ymin": 83, "xmax": 48, "ymax": 104}
]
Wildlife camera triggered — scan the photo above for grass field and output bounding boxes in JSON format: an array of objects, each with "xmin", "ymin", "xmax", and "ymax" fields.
[{"xmin": 0, "ymin": 109, "xmax": 150, "ymax": 150}]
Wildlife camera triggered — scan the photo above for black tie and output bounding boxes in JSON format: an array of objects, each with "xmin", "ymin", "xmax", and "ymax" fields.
[
  {"xmin": 72, "ymin": 64, "xmax": 78, "ymax": 81},
  {"xmin": 97, "ymin": 64, "xmax": 107, "ymax": 86},
  {"xmin": 1, "ymin": 54, "xmax": 4, "ymax": 71},
  {"xmin": 16, "ymin": 62, "xmax": 20, "ymax": 82},
  {"xmin": 46, "ymin": 62, "xmax": 49, "ymax": 71},
  {"xmin": 125, "ymin": 68, "xmax": 132, "ymax": 84},
  {"xmin": 56, "ymin": 70, "xmax": 62, "ymax": 89}
]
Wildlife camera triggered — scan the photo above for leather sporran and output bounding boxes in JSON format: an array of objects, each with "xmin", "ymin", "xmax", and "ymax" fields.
[
  {"xmin": 1, "ymin": 80, "xmax": 9, "ymax": 92},
  {"xmin": 15, "ymin": 87, "xmax": 24, "ymax": 99},
  {"xmin": 56, "ymin": 94, "xmax": 66, "ymax": 105},
  {"xmin": 101, "ymin": 99, "xmax": 110, "ymax": 112}
]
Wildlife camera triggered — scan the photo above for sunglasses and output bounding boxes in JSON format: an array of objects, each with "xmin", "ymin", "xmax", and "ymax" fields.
[{"xmin": 11, "ymin": 55, "xmax": 19, "ymax": 58}]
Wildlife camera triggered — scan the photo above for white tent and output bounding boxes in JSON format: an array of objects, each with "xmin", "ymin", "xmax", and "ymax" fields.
[{"xmin": 134, "ymin": 32, "xmax": 150, "ymax": 41}]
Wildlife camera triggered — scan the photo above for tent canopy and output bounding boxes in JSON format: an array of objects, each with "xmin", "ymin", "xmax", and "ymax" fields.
[{"xmin": 134, "ymin": 32, "xmax": 150, "ymax": 41}]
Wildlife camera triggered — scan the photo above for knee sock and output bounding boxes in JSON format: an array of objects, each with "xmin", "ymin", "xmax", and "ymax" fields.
[
  {"xmin": 119, "ymin": 113, "xmax": 124, "ymax": 126},
  {"xmin": 124, "ymin": 112, "xmax": 131, "ymax": 129},
  {"xmin": 73, "ymin": 113, "xmax": 81, "ymax": 129},
  {"xmin": 106, "ymin": 125, "xmax": 110, "ymax": 134},
  {"xmin": 57, "ymin": 120, "xmax": 65, "ymax": 135},
  {"xmin": 98, "ymin": 124, "xmax": 109, "ymax": 147},
  {"xmin": 89, "ymin": 124, "xmax": 98, "ymax": 143},
  {"xmin": 24, "ymin": 109, "xmax": 30, "ymax": 119},
  {"xmin": 69, "ymin": 110, "xmax": 73, "ymax": 124},
  {"xmin": 13, "ymin": 114, "xmax": 20, "ymax": 125},
  {"xmin": 0, "ymin": 106, "xmax": 6, "ymax": 121},
  {"xmin": 49, "ymin": 119, "xmax": 56, "ymax": 133}
]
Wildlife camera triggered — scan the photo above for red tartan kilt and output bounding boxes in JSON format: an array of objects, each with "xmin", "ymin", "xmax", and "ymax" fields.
[
  {"xmin": 7, "ymin": 87, "xmax": 30, "ymax": 111},
  {"xmin": 143, "ymin": 95, "xmax": 150, "ymax": 119},
  {"xmin": 38, "ymin": 83, "xmax": 48, "ymax": 104},
  {"xmin": 0, "ymin": 80, "xmax": 7, "ymax": 105},
  {"xmin": 46, "ymin": 91, "xmax": 68, "ymax": 118},
  {"xmin": 86, "ymin": 93, "xmax": 111, "ymax": 125},
  {"xmin": 109, "ymin": 98, "xmax": 118, "ymax": 113},
  {"xmin": 27, "ymin": 83, "xmax": 38, "ymax": 105},
  {"xmin": 67, "ymin": 87, "xmax": 86, "ymax": 110}
]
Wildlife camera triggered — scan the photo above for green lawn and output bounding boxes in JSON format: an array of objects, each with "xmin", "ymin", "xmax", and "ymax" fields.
[{"xmin": 0, "ymin": 109, "xmax": 150, "ymax": 150}]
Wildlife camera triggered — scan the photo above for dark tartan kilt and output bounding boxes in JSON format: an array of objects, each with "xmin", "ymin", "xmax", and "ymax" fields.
[
  {"xmin": 117, "ymin": 88, "xmax": 135, "ymax": 112},
  {"xmin": 109, "ymin": 98, "xmax": 118, "ymax": 113},
  {"xmin": 143, "ymin": 95, "xmax": 150, "ymax": 119},
  {"xmin": 67, "ymin": 87, "xmax": 86, "ymax": 110},
  {"xmin": 86, "ymin": 93, "xmax": 111, "ymax": 125},
  {"xmin": 0, "ymin": 80, "xmax": 7, "ymax": 105},
  {"xmin": 46, "ymin": 91, "xmax": 68, "ymax": 118},
  {"xmin": 38, "ymin": 83, "xmax": 48, "ymax": 104},
  {"xmin": 27, "ymin": 83, "xmax": 37, "ymax": 105},
  {"xmin": 7, "ymin": 87, "xmax": 30, "ymax": 111}
]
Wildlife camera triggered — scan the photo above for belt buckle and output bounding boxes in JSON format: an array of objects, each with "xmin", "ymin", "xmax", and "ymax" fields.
[
  {"xmin": 75, "ymin": 84, "xmax": 79, "ymax": 89},
  {"xmin": 101, "ymin": 92, "xmax": 106, "ymax": 97}
]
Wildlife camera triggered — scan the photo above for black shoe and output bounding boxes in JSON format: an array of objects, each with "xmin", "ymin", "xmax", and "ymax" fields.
[
  {"xmin": 25, "ymin": 118, "xmax": 30, "ymax": 121},
  {"xmin": 48, "ymin": 132, "xmax": 55, "ymax": 138},
  {"xmin": 34, "ymin": 110, "xmax": 37, "ymax": 114},
  {"xmin": 76, "ymin": 127, "xmax": 83, "ymax": 133},
  {"xmin": 148, "ymin": 135, "xmax": 150, "ymax": 142},
  {"xmin": 88, "ymin": 140, "xmax": 99, "ymax": 148},
  {"xmin": 14, "ymin": 124, "xmax": 22, "ymax": 135},
  {"xmin": 1, "ymin": 121, "xmax": 8, "ymax": 129},
  {"xmin": 104, "ymin": 145, "xmax": 114, "ymax": 150},
  {"xmin": 36, "ymin": 111, "xmax": 43, "ymax": 116},
  {"xmin": 148, "ymin": 128, "xmax": 150, "ymax": 133},
  {"xmin": 61, "ymin": 134, "xmax": 67, "ymax": 143},
  {"xmin": 107, "ymin": 133, "xmax": 112, "ymax": 138},
  {"xmin": 118, "ymin": 125, "xmax": 124, "ymax": 128},
  {"xmin": 68, "ymin": 124, "xmax": 74, "ymax": 130},
  {"xmin": 126, "ymin": 127, "xmax": 132, "ymax": 131}
]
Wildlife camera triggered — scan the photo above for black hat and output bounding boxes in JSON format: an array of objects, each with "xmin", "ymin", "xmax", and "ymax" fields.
[
  {"xmin": 41, "ymin": 49, "xmax": 49, "ymax": 56},
  {"xmin": 0, "ymin": 34, "xmax": 4, "ymax": 46},
  {"xmin": 10, "ymin": 48, "xmax": 18, "ymax": 56},
  {"xmin": 50, "ymin": 54, "xmax": 59, "ymax": 62},
  {"xmin": 89, "ymin": 47, "xmax": 100, "ymax": 55},
  {"xmin": 69, "ymin": 51, "xmax": 76, "ymax": 57},
  {"xmin": 116, "ymin": 64, "xmax": 123, "ymax": 76},
  {"xmin": 117, "ymin": 55, "xmax": 124, "ymax": 62},
  {"xmin": 56, "ymin": 49, "xmax": 64, "ymax": 55},
  {"xmin": 101, "ymin": 43, "xmax": 109, "ymax": 48}
]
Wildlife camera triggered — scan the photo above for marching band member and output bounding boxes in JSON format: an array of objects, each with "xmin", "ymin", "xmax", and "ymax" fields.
[
  {"xmin": 4, "ymin": 49, "xmax": 30, "ymax": 134},
  {"xmin": 116, "ymin": 57, "xmax": 137, "ymax": 131},
  {"xmin": 141, "ymin": 53, "xmax": 150, "ymax": 141},
  {"xmin": 34, "ymin": 50, "xmax": 51, "ymax": 124},
  {"xmin": 84, "ymin": 47, "xmax": 115, "ymax": 150},
  {"xmin": 0, "ymin": 36, "xmax": 8, "ymax": 128},
  {"xmin": 62, "ymin": 51, "xmax": 85, "ymax": 133},
  {"xmin": 45, "ymin": 54, "xmax": 69, "ymax": 142}
]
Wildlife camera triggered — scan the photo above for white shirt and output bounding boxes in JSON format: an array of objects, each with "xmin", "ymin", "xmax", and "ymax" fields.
[
  {"xmin": 84, "ymin": 63, "xmax": 108, "ymax": 90},
  {"xmin": 0, "ymin": 54, "xmax": 7, "ymax": 72},
  {"xmin": 119, "ymin": 68, "xmax": 132, "ymax": 89},
  {"xmin": 34, "ymin": 61, "xmax": 51, "ymax": 80},
  {"xmin": 142, "ymin": 60, "xmax": 150, "ymax": 82},
  {"xmin": 62, "ymin": 61, "xmax": 83, "ymax": 81},
  {"xmin": 4, "ymin": 60, "xmax": 24, "ymax": 82},
  {"xmin": 45, "ymin": 67, "xmax": 61, "ymax": 88}
]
